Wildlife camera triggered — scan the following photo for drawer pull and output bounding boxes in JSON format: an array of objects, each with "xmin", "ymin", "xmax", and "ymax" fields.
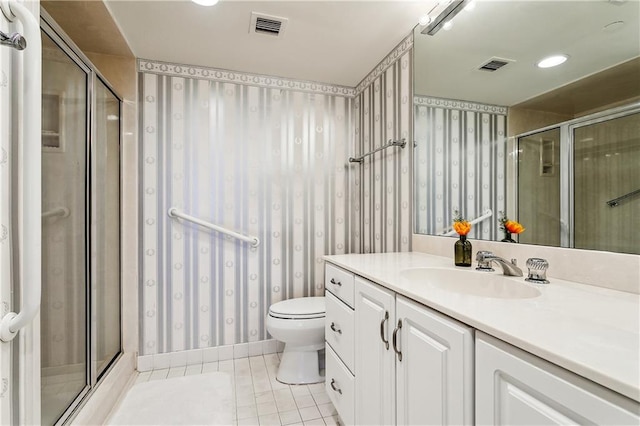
[
  {"xmin": 392, "ymin": 319, "xmax": 403, "ymax": 362},
  {"xmin": 330, "ymin": 278, "xmax": 342, "ymax": 287},
  {"xmin": 380, "ymin": 310, "xmax": 389, "ymax": 350},
  {"xmin": 330, "ymin": 378, "xmax": 343, "ymax": 394},
  {"xmin": 330, "ymin": 322, "xmax": 342, "ymax": 334}
]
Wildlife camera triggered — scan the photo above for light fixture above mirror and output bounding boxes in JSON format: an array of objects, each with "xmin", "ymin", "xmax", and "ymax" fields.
[
  {"xmin": 420, "ymin": 0, "xmax": 474, "ymax": 36},
  {"xmin": 191, "ymin": 0, "xmax": 219, "ymax": 6}
]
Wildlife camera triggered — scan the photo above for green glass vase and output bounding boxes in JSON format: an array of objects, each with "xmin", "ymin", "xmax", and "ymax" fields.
[
  {"xmin": 454, "ymin": 235, "xmax": 472, "ymax": 267},
  {"xmin": 501, "ymin": 231, "xmax": 517, "ymax": 243}
]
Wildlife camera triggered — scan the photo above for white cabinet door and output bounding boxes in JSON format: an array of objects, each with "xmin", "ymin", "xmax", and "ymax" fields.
[
  {"xmin": 354, "ymin": 277, "xmax": 395, "ymax": 426},
  {"xmin": 395, "ymin": 295, "xmax": 474, "ymax": 426},
  {"xmin": 476, "ymin": 332, "xmax": 640, "ymax": 425}
]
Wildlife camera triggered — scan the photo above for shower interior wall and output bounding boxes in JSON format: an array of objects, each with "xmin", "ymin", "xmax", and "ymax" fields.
[{"xmin": 137, "ymin": 34, "xmax": 414, "ymax": 357}]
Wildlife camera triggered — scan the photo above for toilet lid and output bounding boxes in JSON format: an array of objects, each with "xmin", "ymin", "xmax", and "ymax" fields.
[{"xmin": 269, "ymin": 297, "xmax": 325, "ymax": 319}]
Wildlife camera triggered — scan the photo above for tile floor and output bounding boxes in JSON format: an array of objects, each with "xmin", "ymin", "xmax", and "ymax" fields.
[{"xmin": 134, "ymin": 353, "xmax": 339, "ymax": 426}]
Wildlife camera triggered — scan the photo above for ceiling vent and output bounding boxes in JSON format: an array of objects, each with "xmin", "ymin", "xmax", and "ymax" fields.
[
  {"xmin": 250, "ymin": 12, "xmax": 288, "ymax": 38},
  {"xmin": 477, "ymin": 57, "xmax": 514, "ymax": 72}
]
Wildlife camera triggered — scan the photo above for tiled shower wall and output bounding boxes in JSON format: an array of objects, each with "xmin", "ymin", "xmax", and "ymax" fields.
[
  {"xmin": 414, "ymin": 96, "xmax": 507, "ymax": 240},
  {"xmin": 353, "ymin": 35, "xmax": 413, "ymax": 254},
  {"xmin": 139, "ymin": 61, "xmax": 358, "ymax": 354}
]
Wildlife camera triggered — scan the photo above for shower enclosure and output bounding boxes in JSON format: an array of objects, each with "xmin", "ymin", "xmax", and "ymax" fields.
[
  {"xmin": 40, "ymin": 14, "xmax": 122, "ymax": 425},
  {"xmin": 517, "ymin": 104, "xmax": 639, "ymax": 254}
]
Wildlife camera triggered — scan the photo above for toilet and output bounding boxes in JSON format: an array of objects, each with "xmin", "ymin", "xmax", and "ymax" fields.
[{"xmin": 266, "ymin": 296, "xmax": 326, "ymax": 384}]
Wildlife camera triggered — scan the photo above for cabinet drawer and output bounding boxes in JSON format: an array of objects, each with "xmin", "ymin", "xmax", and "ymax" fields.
[
  {"xmin": 326, "ymin": 344, "xmax": 355, "ymax": 425},
  {"xmin": 325, "ymin": 263, "xmax": 355, "ymax": 308},
  {"xmin": 325, "ymin": 291, "xmax": 355, "ymax": 374}
]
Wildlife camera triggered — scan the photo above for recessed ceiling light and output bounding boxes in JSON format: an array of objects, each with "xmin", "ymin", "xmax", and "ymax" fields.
[
  {"xmin": 536, "ymin": 54, "xmax": 568, "ymax": 68},
  {"xmin": 191, "ymin": 0, "xmax": 219, "ymax": 6}
]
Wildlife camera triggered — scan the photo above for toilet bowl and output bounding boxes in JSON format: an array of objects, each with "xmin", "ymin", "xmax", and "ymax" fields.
[{"xmin": 266, "ymin": 296, "xmax": 325, "ymax": 385}]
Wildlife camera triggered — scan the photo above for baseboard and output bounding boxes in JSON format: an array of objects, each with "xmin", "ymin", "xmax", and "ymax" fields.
[{"xmin": 137, "ymin": 339, "xmax": 285, "ymax": 372}]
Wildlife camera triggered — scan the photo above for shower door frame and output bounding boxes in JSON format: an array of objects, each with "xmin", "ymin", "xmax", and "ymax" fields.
[
  {"xmin": 515, "ymin": 101, "xmax": 640, "ymax": 250},
  {"xmin": 40, "ymin": 10, "xmax": 124, "ymax": 425}
]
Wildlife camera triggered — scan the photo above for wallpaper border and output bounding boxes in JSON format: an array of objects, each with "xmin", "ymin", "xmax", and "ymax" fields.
[
  {"xmin": 138, "ymin": 59, "xmax": 356, "ymax": 97},
  {"xmin": 414, "ymin": 95, "xmax": 508, "ymax": 115},
  {"xmin": 355, "ymin": 33, "xmax": 414, "ymax": 95}
]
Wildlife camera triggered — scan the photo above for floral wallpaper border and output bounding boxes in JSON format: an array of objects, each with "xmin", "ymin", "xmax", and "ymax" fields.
[
  {"xmin": 355, "ymin": 33, "xmax": 414, "ymax": 95},
  {"xmin": 414, "ymin": 95, "xmax": 508, "ymax": 115},
  {"xmin": 138, "ymin": 59, "xmax": 356, "ymax": 97}
]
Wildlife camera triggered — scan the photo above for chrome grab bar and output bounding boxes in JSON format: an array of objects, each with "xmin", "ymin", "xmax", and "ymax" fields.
[
  {"xmin": 41, "ymin": 207, "xmax": 70, "ymax": 219},
  {"xmin": 606, "ymin": 189, "xmax": 640, "ymax": 207},
  {"xmin": 440, "ymin": 209, "xmax": 493, "ymax": 236},
  {"xmin": 0, "ymin": 29, "xmax": 26, "ymax": 50},
  {"xmin": 168, "ymin": 208, "xmax": 259, "ymax": 248},
  {"xmin": 0, "ymin": 0, "xmax": 42, "ymax": 342},
  {"xmin": 349, "ymin": 138, "xmax": 407, "ymax": 163}
]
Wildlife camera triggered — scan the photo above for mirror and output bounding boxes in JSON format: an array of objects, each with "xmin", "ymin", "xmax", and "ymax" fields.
[{"xmin": 413, "ymin": 0, "xmax": 640, "ymax": 254}]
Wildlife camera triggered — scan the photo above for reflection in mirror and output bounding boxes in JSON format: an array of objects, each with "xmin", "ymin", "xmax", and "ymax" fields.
[
  {"xmin": 572, "ymin": 110, "xmax": 639, "ymax": 254},
  {"xmin": 517, "ymin": 127, "xmax": 560, "ymax": 247},
  {"xmin": 413, "ymin": 0, "xmax": 640, "ymax": 254}
]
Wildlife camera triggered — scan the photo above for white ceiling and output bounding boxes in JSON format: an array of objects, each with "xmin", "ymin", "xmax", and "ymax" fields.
[
  {"xmin": 105, "ymin": 0, "xmax": 434, "ymax": 87},
  {"xmin": 413, "ymin": 0, "xmax": 640, "ymax": 106},
  {"xmin": 105, "ymin": 0, "xmax": 640, "ymax": 100}
]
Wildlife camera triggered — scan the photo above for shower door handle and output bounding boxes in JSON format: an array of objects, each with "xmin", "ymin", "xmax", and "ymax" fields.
[{"xmin": 0, "ymin": 0, "xmax": 42, "ymax": 342}]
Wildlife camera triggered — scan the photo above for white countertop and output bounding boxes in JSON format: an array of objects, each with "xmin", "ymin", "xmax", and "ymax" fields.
[{"xmin": 324, "ymin": 252, "xmax": 640, "ymax": 403}]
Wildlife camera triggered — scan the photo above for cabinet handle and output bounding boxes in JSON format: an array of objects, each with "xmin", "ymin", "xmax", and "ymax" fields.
[
  {"xmin": 330, "ymin": 378, "xmax": 343, "ymax": 394},
  {"xmin": 330, "ymin": 278, "xmax": 342, "ymax": 287},
  {"xmin": 380, "ymin": 310, "xmax": 389, "ymax": 350},
  {"xmin": 330, "ymin": 322, "xmax": 342, "ymax": 334},
  {"xmin": 392, "ymin": 319, "xmax": 403, "ymax": 362}
]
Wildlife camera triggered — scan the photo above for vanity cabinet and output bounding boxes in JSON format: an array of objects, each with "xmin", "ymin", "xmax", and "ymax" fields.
[
  {"xmin": 325, "ymin": 256, "xmax": 640, "ymax": 426},
  {"xmin": 324, "ymin": 264, "xmax": 356, "ymax": 425},
  {"xmin": 353, "ymin": 276, "xmax": 474, "ymax": 425},
  {"xmin": 476, "ymin": 332, "xmax": 640, "ymax": 425}
]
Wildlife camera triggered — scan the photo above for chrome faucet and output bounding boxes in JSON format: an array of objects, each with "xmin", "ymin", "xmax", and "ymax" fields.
[{"xmin": 475, "ymin": 250, "xmax": 523, "ymax": 277}]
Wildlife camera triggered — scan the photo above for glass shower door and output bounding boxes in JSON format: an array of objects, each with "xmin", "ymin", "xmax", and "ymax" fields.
[
  {"xmin": 573, "ymin": 111, "xmax": 640, "ymax": 254},
  {"xmin": 93, "ymin": 79, "xmax": 122, "ymax": 378},
  {"xmin": 40, "ymin": 30, "xmax": 89, "ymax": 425}
]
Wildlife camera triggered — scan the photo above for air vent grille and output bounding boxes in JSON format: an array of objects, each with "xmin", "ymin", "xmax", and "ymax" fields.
[
  {"xmin": 250, "ymin": 12, "xmax": 288, "ymax": 38},
  {"xmin": 255, "ymin": 17, "xmax": 282, "ymax": 35},
  {"xmin": 478, "ymin": 57, "xmax": 514, "ymax": 72}
]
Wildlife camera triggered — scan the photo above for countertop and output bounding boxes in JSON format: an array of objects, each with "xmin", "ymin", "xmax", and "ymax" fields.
[{"xmin": 324, "ymin": 252, "xmax": 640, "ymax": 403}]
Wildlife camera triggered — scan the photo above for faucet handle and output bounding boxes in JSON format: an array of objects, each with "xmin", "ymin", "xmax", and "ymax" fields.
[
  {"xmin": 475, "ymin": 251, "xmax": 494, "ymax": 271},
  {"xmin": 525, "ymin": 258, "xmax": 550, "ymax": 284}
]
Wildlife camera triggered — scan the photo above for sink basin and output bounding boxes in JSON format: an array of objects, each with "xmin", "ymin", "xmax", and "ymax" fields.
[{"xmin": 400, "ymin": 268, "xmax": 541, "ymax": 299}]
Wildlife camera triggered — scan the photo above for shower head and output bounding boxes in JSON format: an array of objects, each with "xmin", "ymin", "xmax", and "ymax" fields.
[{"xmin": 0, "ymin": 30, "xmax": 26, "ymax": 50}]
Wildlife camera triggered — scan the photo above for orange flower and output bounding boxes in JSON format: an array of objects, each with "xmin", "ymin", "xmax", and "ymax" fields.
[
  {"xmin": 453, "ymin": 220, "xmax": 471, "ymax": 236},
  {"xmin": 505, "ymin": 220, "xmax": 525, "ymax": 234}
]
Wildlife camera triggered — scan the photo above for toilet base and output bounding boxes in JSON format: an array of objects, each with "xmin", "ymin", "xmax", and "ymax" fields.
[{"xmin": 276, "ymin": 343, "xmax": 325, "ymax": 385}]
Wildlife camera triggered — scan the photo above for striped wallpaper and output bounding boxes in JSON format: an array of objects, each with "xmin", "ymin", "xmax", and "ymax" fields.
[
  {"xmin": 354, "ymin": 35, "xmax": 413, "ymax": 254},
  {"xmin": 414, "ymin": 96, "xmax": 507, "ymax": 240},
  {"xmin": 139, "ymin": 65, "xmax": 357, "ymax": 354},
  {"xmin": 138, "ymin": 33, "xmax": 414, "ymax": 355}
]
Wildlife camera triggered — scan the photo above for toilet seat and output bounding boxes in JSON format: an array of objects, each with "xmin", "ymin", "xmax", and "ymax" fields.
[{"xmin": 268, "ymin": 297, "xmax": 325, "ymax": 320}]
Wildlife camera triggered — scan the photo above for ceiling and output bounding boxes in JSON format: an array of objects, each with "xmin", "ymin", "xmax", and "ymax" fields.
[
  {"xmin": 104, "ymin": 0, "xmax": 434, "ymax": 87},
  {"xmin": 413, "ymin": 0, "xmax": 640, "ymax": 107}
]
